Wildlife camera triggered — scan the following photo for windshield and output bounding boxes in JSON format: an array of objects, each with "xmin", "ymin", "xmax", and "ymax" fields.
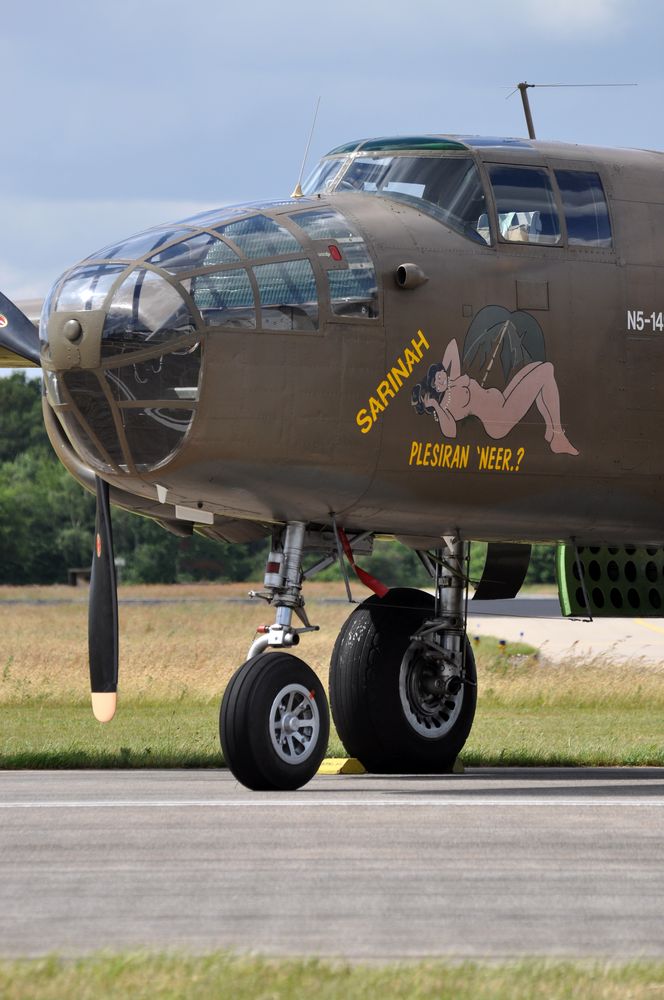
[
  {"xmin": 302, "ymin": 157, "xmax": 346, "ymax": 194},
  {"xmin": 303, "ymin": 154, "xmax": 490, "ymax": 245}
]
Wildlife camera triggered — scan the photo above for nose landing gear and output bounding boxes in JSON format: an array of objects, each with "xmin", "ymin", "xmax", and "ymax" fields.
[
  {"xmin": 220, "ymin": 650, "xmax": 329, "ymax": 791},
  {"xmin": 219, "ymin": 522, "xmax": 330, "ymax": 790}
]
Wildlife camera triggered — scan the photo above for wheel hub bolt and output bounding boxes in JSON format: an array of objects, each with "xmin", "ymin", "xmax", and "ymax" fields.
[{"xmin": 283, "ymin": 714, "xmax": 298, "ymax": 734}]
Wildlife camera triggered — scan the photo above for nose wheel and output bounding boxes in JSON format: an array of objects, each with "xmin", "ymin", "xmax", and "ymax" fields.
[{"xmin": 220, "ymin": 651, "xmax": 329, "ymax": 790}]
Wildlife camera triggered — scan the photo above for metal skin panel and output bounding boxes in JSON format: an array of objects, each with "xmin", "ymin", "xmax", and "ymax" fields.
[
  {"xmin": 40, "ymin": 137, "xmax": 664, "ymax": 547},
  {"xmin": 178, "ymin": 317, "xmax": 385, "ymax": 522}
]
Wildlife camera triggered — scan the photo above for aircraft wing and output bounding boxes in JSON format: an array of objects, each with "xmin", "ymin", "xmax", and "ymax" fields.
[{"xmin": 0, "ymin": 294, "xmax": 42, "ymax": 367}]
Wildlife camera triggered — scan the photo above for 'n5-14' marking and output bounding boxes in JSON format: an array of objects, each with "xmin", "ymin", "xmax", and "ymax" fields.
[{"xmin": 627, "ymin": 310, "xmax": 664, "ymax": 333}]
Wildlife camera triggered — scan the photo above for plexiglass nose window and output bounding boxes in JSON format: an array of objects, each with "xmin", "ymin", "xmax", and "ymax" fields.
[
  {"xmin": 92, "ymin": 226, "xmax": 195, "ymax": 262},
  {"xmin": 254, "ymin": 260, "xmax": 318, "ymax": 330},
  {"xmin": 148, "ymin": 234, "xmax": 239, "ymax": 272},
  {"xmin": 104, "ymin": 344, "xmax": 202, "ymax": 403},
  {"xmin": 117, "ymin": 406, "xmax": 195, "ymax": 471},
  {"xmin": 290, "ymin": 209, "xmax": 378, "ymax": 318},
  {"xmin": 48, "ymin": 263, "xmax": 201, "ymax": 473},
  {"xmin": 61, "ymin": 370, "xmax": 127, "ymax": 467},
  {"xmin": 187, "ymin": 270, "xmax": 256, "ymax": 328},
  {"xmin": 54, "ymin": 264, "xmax": 127, "ymax": 313},
  {"xmin": 102, "ymin": 270, "xmax": 196, "ymax": 357},
  {"xmin": 214, "ymin": 215, "xmax": 300, "ymax": 258}
]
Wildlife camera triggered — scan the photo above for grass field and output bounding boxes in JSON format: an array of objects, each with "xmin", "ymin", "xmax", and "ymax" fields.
[
  {"xmin": 1, "ymin": 582, "xmax": 664, "ymax": 767},
  {"xmin": 1, "ymin": 954, "xmax": 663, "ymax": 1000},
  {"xmin": 2, "ymin": 586, "xmax": 664, "ymax": 998}
]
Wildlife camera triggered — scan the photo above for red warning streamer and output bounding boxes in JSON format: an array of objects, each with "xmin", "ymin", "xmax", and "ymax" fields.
[{"xmin": 337, "ymin": 526, "xmax": 390, "ymax": 598}]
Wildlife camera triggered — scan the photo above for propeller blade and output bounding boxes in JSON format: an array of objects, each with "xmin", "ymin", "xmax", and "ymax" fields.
[
  {"xmin": 88, "ymin": 476, "xmax": 119, "ymax": 722},
  {"xmin": 0, "ymin": 291, "xmax": 41, "ymax": 367}
]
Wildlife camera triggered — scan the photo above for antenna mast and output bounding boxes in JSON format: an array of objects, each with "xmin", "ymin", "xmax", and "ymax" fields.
[
  {"xmin": 508, "ymin": 82, "xmax": 637, "ymax": 140},
  {"xmin": 291, "ymin": 96, "xmax": 321, "ymax": 199},
  {"xmin": 517, "ymin": 82, "xmax": 536, "ymax": 139}
]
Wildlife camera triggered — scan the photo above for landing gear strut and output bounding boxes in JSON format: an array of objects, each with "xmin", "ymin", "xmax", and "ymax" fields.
[
  {"xmin": 220, "ymin": 522, "xmax": 329, "ymax": 790},
  {"xmin": 329, "ymin": 538, "xmax": 477, "ymax": 773},
  {"xmin": 221, "ymin": 529, "xmax": 476, "ymax": 789}
]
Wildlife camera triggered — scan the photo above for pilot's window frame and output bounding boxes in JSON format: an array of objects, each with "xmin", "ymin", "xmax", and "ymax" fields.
[
  {"xmin": 552, "ymin": 167, "xmax": 614, "ymax": 250},
  {"xmin": 486, "ymin": 162, "xmax": 564, "ymax": 248}
]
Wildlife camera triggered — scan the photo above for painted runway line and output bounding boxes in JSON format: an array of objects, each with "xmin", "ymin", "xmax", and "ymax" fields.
[{"xmin": 1, "ymin": 796, "xmax": 663, "ymax": 809}]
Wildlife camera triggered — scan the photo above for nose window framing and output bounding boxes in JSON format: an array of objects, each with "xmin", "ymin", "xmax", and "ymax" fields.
[{"xmin": 43, "ymin": 201, "xmax": 381, "ymax": 474}]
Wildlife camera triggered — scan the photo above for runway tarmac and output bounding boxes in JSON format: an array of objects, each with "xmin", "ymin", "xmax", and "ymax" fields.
[
  {"xmin": 1, "ymin": 768, "xmax": 663, "ymax": 960},
  {"xmin": 468, "ymin": 596, "xmax": 664, "ymax": 664}
]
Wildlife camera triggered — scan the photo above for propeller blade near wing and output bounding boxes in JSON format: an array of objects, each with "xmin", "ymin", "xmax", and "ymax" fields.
[
  {"xmin": 0, "ymin": 291, "xmax": 41, "ymax": 367},
  {"xmin": 88, "ymin": 476, "xmax": 119, "ymax": 722}
]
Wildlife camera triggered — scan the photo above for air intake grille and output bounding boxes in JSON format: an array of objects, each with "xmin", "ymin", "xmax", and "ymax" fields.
[{"xmin": 556, "ymin": 544, "xmax": 664, "ymax": 617}]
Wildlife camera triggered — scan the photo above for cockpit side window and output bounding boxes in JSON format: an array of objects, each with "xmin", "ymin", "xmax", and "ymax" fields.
[
  {"xmin": 554, "ymin": 170, "xmax": 612, "ymax": 247},
  {"xmin": 488, "ymin": 164, "xmax": 562, "ymax": 246}
]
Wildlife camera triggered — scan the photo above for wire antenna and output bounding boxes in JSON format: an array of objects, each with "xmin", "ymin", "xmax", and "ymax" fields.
[
  {"xmin": 291, "ymin": 96, "xmax": 322, "ymax": 198},
  {"xmin": 507, "ymin": 81, "xmax": 637, "ymax": 139}
]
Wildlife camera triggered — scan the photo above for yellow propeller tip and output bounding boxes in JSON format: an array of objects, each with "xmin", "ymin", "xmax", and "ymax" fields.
[{"xmin": 91, "ymin": 692, "xmax": 117, "ymax": 723}]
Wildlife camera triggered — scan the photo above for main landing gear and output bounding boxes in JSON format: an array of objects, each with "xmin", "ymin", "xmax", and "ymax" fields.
[{"xmin": 220, "ymin": 527, "xmax": 476, "ymax": 790}]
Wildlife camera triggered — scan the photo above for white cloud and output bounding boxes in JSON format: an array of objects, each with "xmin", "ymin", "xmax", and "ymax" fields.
[
  {"xmin": 517, "ymin": 0, "xmax": 624, "ymax": 38},
  {"xmin": 0, "ymin": 195, "xmax": 227, "ymax": 379},
  {"xmin": 0, "ymin": 196, "xmax": 219, "ymax": 300}
]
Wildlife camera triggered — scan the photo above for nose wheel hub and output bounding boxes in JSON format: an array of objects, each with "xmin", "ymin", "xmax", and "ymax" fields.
[{"xmin": 270, "ymin": 683, "xmax": 321, "ymax": 764}]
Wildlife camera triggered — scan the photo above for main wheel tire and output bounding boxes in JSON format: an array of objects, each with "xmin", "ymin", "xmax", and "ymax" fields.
[
  {"xmin": 329, "ymin": 588, "xmax": 477, "ymax": 773},
  {"xmin": 220, "ymin": 651, "xmax": 330, "ymax": 791}
]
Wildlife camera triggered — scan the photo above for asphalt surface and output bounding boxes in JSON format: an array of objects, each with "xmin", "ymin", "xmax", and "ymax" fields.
[
  {"xmin": 468, "ymin": 596, "xmax": 664, "ymax": 664},
  {"xmin": 1, "ymin": 768, "xmax": 663, "ymax": 960}
]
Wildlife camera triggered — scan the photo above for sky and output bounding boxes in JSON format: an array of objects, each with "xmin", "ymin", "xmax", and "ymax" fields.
[{"xmin": 2, "ymin": 0, "xmax": 663, "ymax": 309}]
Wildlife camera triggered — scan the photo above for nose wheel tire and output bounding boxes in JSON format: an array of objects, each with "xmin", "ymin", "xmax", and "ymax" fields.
[
  {"xmin": 329, "ymin": 588, "xmax": 477, "ymax": 773},
  {"xmin": 220, "ymin": 651, "xmax": 330, "ymax": 791}
]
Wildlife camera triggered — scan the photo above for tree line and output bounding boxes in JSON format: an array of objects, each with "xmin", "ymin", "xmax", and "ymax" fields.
[{"xmin": 0, "ymin": 374, "xmax": 556, "ymax": 587}]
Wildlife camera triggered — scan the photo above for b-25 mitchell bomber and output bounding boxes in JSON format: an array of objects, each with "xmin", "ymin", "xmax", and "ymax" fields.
[{"xmin": 2, "ymin": 132, "xmax": 663, "ymax": 790}]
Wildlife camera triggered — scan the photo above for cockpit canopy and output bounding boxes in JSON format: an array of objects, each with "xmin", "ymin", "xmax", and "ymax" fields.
[
  {"xmin": 303, "ymin": 135, "xmax": 491, "ymax": 245},
  {"xmin": 304, "ymin": 134, "xmax": 613, "ymax": 252}
]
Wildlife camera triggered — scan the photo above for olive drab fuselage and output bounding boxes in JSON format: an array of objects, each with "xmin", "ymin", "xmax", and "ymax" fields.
[{"xmin": 39, "ymin": 135, "xmax": 664, "ymax": 548}]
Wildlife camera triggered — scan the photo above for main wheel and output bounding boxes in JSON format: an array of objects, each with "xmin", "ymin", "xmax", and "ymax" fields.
[
  {"xmin": 329, "ymin": 588, "xmax": 477, "ymax": 773},
  {"xmin": 220, "ymin": 651, "xmax": 330, "ymax": 791}
]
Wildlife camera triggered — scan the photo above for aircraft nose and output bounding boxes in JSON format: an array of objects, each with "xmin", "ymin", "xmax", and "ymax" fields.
[{"xmin": 41, "ymin": 247, "xmax": 201, "ymax": 474}]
